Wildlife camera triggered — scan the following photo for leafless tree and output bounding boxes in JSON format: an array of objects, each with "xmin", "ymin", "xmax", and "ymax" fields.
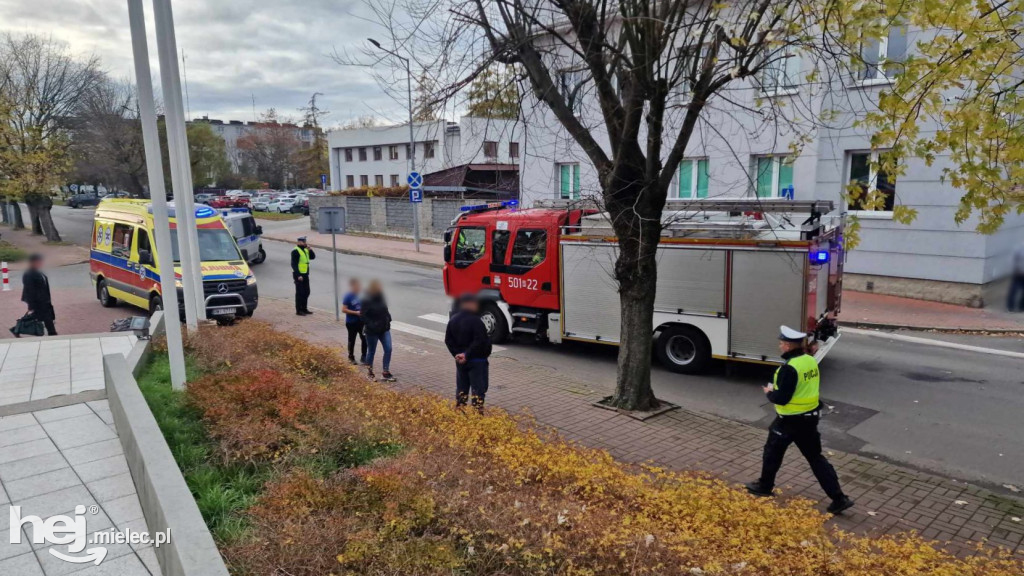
[
  {"xmin": 69, "ymin": 79, "xmax": 149, "ymax": 197},
  {"xmin": 0, "ymin": 33, "xmax": 102, "ymax": 241},
  {"xmin": 355, "ymin": 0, "xmax": 852, "ymax": 410}
]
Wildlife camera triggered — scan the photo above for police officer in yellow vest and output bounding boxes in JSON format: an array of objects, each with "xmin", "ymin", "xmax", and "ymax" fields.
[
  {"xmin": 291, "ymin": 236, "xmax": 316, "ymax": 316},
  {"xmin": 746, "ymin": 325, "xmax": 854, "ymax": 515}
]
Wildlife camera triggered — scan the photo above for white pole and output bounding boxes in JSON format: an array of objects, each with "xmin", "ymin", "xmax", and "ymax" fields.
[
  {"xmin": 127, "ymin": 0, "xmax": 187, "ymax": 389},
  {"xmin": 152, "ymin": 0, "xmax": 205, "ymax": 329}
]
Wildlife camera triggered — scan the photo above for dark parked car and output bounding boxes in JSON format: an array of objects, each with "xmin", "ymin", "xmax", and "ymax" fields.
[
  {"xmin": 289, "ymin": 197, "xmax": 310, "ymax": 215},
  {"xmin": 67, "ymin": 193, "xmax": 101, "ymax": 208}
]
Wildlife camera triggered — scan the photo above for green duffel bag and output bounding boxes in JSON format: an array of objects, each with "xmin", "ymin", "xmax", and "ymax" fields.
[{"xmin": 9, "ymin": 312, "xmax": 45, "ymax": 338}]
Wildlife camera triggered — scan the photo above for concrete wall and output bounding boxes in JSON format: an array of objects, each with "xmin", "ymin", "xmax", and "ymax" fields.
[{"xmin": 310, "ymin": 195, "xmax": 468, "ymax": 240}]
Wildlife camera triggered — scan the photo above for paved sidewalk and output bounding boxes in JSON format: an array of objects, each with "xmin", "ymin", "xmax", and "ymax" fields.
[
  {"xmin": 2, "ymin": 274, "xmax": 133, "ymax": 340},
  {"xmin": 0, "ymin": 336, "xmax": 135, "ymax": 408},
  {"xmin": 843, "ymin": 291, "xmax": 1024, "ymax": 332},
  {"xmin": 0, "ymin": 402, "xmax": 161, "ymax": 575},
  {"xmin": 261, "ymin": 297, "xmax": 1024, "ymax": 557},
  {"xmin": 0, "ymin": 227, "xmax": 90, "ymax": 271},
  {"xmin": 263, "ymin": 229, "xmax": 443, "ymax": 268}
]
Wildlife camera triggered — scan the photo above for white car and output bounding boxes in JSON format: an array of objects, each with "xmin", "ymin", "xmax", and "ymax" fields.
[
  {"xmin": 251, "ymin": 196, "xmax": 273, "ymax": 211},
  {"xmin": 268, "ymin": 195, "xmax": 298, "ymax": 213}
]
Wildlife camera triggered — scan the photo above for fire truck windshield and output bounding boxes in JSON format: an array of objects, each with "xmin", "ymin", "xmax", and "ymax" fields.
[{"xmin": 455, "ymin": 227, "xmax": 486, "ymax": 266}]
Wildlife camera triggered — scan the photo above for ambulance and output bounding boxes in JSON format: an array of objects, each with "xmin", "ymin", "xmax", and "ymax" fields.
[
  {"xmin": 218, "ymin": 207, "xmax": 267, "ymax": 265},
  {"xmin": 90, "ymin": 199, "xmax": 259, "ymax": 319}
]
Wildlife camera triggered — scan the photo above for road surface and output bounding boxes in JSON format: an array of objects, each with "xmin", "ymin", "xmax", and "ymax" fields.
[{"xmin": 45, "ymin": 206, "xmax": 1024, "ymax": 489}]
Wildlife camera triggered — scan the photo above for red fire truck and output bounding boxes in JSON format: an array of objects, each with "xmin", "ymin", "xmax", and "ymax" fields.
[{"xmin": 442, "ymin": 198, "xmax": 845, "ymax": 373}]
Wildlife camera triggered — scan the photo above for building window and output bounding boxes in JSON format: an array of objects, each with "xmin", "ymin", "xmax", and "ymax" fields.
[
  {"xmin": 346, "ymin": 175, "xmax": 355, "ymax": 188},
  {"xmin": 859, "ymin": 26, "xmax": 907, "ymax": 82},
  {"xmin": 360, "ymin": 175, "xmax": 369, "ymax": 187},
  {"xmin": 847, "ymin": 151, "xmax": 896, "ymax": 212},
  {"xmin": 509, "ymin": 142, "xmax": 520, "ymax": 159},
  {"xmin": 389, "ymin": 145, "xmax": 399, "ymax": 160},
  {"xmin": 344, "ymin": 148, "xmax": 353, "ymax": 162},
  {"xmin": 373, "ymin": 146, "xmax": 383, "ymax": 161},
  {"xmin": 557, "ymin": 163, "xmax": 581, "ymax": 200},
  {"xmin": 424, "ymin": 141, "xmax": 435, "ymax": 159},
  {"xmin": 559, "ymin": 69, "xmax": 586, "ymax": 115},
  {"xmin": 754, "ymin": 155, "xmax": 794, "ymax": 198},
  {"xmin": 390, "ymin": 174, "xmax": 400, "ymax": 187},
  {"xmin": 483, "ymin": 141, "xmax": 498, "ymax": 159},
  {"xmin": 760, "ymin": 45, "xmax": 800, "ymax": 94},
  {"xmin": 358, "ymin": 148, "xmax": 367, "ymax": 161},
  {"xmin": 374, "ymin": 175, "xmax": 384, "ymax": 187},
  {"xmin": 673, "ymin": 159, "xmax": 710, "ymax": 199}
]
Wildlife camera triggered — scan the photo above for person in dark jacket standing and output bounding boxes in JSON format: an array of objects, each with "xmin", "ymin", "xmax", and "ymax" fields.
[
  {"xmin": 291, "ymin": 236, "xmax": 315, "ymax": 315},
  {"xmin": 21, "ymin": 254, "xmax": 57, "ymax": 335},
  {"xmin": 444, "ymin": 293, "xmax": 492, "ymax": 412},
  {"xmin": 746, "ymin": 325, "xmax": 853, "ymax": 515},
  {"xmin": 361, "ymin": 279, "xmax": 394, "ymax": 381},
  {"xmin": 341, "ymin": 278, "xmax": 367, "ymax": 364}
]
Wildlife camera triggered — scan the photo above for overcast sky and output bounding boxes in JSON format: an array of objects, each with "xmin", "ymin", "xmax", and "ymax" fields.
[{"xmin": 0, "ymin": 0, "xmax": 412, "ymax": 127}]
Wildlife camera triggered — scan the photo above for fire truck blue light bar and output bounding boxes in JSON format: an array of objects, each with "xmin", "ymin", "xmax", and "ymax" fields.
[{"xmin": 811, "ymin": 250, "xmax": 830, "ymax": 263}]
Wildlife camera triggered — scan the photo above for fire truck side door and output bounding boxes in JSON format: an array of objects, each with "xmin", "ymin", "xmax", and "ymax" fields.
[
  {"xmin": 451, "ymin": 226, "xmax": 491, "ymax": 288},
  {"xmin": 500, "ymin": 227, "xmax": 557, "ymax": 310}
]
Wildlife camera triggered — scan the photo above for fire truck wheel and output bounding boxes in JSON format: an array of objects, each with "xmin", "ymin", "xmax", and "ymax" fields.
[
  {"xmin": 480, "ymin": 303, "xmax": 509, "ymax": 344},
  {"xmin": 655, "ymin": 325, "xmax": 710, "ymax": 374},
  {"xmin": 98, "ymin": 279, "xmax": 118, "ymax": 308}
]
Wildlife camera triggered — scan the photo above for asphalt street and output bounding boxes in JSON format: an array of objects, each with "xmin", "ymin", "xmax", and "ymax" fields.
[{"xmin": 44, "ymin": 205, "xmax": 1024, "ymax": 489}]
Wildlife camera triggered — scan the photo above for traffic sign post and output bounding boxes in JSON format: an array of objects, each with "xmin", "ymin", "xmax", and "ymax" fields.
[
  {"xmin": 320, "ymin": 173, "xmax": 328, "ymax": 190},
  {"xmin": 317, "ymin": 207, "xmax": 346, "ymax": 321},
  {"xmin": 407, "ymin": 172, "xmax": 423, "ymax": 250}
]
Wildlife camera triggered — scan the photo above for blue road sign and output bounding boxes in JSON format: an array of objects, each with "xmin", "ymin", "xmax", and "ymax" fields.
[
  {"xmin": 409, "ymin": 188, "xmax": 423, "ymax": 203},
  {"xmin": 320, "ymin": 174, "xmax": 328, "ymax": 189},
  {"xmin": 781, "ymin": 184, "xmax": 795, "ymax": 200},
  {"xmin": 407, "ymin": 171, "xmax": 423, "ymax": 188}
]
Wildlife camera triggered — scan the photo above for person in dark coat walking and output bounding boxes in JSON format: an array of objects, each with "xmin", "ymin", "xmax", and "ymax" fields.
[
  {"xmin": 444, "ymin": 293, "xmax": 492, "ymax": 412},
  {"xmin": 21, "ymin": 254, "xmax": 57, "ymax": 335},
  {"xmin": 361, "ymin": 279, "xmax": 394, "ymax": 381},
  {"xmin": 291, "ymin": 236, "xmax": 316, "ymax": 315}
]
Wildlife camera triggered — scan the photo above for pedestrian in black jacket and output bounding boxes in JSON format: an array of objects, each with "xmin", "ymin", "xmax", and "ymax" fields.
[
  {"xmin": 361, "ymin": 279, "xmax": 394, "ymax": 382},
  {"xmin": 21, "ymin": 254, "xmax": 57, "ymax": 335},
  {"xmin": 444, "ymin": 293, "xmax": 492, "ymax": 411}
]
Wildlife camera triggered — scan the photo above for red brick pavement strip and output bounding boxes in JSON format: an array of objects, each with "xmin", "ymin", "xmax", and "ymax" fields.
[
  {"xmin": 842, "ymin": 291, "xmax": 1024, "ymax": 332},
  {"xmin": 263, "ymin": 295, "xmax": 1024, "ymax": 557},
  {"xmin": 1, "ymin": 283, "xmax": 131, "ymax": 338}
]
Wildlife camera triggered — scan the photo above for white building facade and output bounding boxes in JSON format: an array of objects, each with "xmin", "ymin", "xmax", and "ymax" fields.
[
  {"xmin": 327, "ymin": 117, "xmax": 524, "ymax": 191},
  {"xmin": 517, "ymin": 24, "xmax": 1023, "ymax": 306}
]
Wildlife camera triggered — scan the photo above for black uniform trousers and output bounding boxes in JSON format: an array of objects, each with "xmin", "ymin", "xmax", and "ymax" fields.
[
  {"xmin": 455, "ymin": 360, "xmax": 489, "ymax": 409},
  {"xmin": 758, "ymin": 413, "xmax": 844, "ymax": 500},
  {"xmin": 294, "ymin": 275, "xmax": 310, "ymax": 313}
]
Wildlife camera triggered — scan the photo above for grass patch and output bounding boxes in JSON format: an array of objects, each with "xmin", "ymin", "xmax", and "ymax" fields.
[
  {"xmin": 136, "ymin": 354, "xmax": 268, "ymax": 544},
  {"xmin": 251, "ymin": 211, "xmax": 302, "ymax": 221},
  {"xmin": 0, "ymin": 240, "xmax": 27, "ymax": 262}
]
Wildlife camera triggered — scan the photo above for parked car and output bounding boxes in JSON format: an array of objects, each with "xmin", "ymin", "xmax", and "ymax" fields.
[
  {"xmin": 67, "ymin": 192, "xmax": 101, "ymax": 208},
  {"xmin": 267, "ymin": 195, "xmax": 298, "ymax": 213},
  {"xmin": 251, "ymin": 196, "xmax": 273, "ymax": 211},
  {"xmin": 289, "ymin": 197, "xmax": 310, "ymax": 215},
  {"xmin": 195, "ymin": 193, "xmax": 217, "ymax": 204},
  {"xmin": 207, "ymin": 196, "xmax": 248, "ymax": 209}
]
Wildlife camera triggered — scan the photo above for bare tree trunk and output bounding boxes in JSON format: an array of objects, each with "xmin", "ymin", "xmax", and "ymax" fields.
[
  {"xmin": 11, "ymin": 201, "xmax": 25, "ymax": 230},
  {"xmin": 0, "ymin": 199, "xmax": 8, "ymax": 226},
  {"xmin": 25, "ymin": 195, "xmax": 61, "ymax": 242},
  {"xmin": 37, "ymin": 208, "xmax": 62, "ymax": 243},
  {"xmin": 26, "ymin": 203, "xmax": 43, "ymax": 235}
]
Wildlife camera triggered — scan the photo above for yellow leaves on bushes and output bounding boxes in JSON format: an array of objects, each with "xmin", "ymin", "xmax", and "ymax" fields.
[{"xmin": 186, "ymin": 322, "xmax": 1021, "ymax": 576}]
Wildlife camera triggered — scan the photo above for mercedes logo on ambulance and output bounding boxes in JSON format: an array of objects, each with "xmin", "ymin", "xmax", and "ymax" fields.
[{"xmin": 217, "ymin": 283, "xmax": 229, "ymax": 294}]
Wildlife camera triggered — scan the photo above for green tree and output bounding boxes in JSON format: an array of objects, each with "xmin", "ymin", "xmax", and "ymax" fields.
[
  {"xmin": 187, "ymin": 122, "xmax": 232, "ymax": 188},
  {"xmin": 466, "ymin": 66, "xmax": 521, "ymax": 119},
  {"xmin": 849, "ymin": 0, "xmax": 1024, "ymax": 233}
]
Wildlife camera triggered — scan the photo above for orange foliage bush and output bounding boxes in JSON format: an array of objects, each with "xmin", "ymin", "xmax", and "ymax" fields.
[{"xmin": 183, "ymin": 322, "xmax": 1022, "ymax": 576}]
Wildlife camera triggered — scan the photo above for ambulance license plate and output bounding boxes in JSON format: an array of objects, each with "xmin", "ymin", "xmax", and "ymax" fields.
[{"xmin": 211, "ymin": 307, "xmax": 236, "ymax": 316}]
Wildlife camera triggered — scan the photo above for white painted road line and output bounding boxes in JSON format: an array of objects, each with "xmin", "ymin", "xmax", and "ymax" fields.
[
  {"xmin": 392, "ymin": 321, "xmax": 507, "ymax": 352},
  {"xmin": 843, "ymin": 327, "xmax": 1024, "ymax": 360},
  {"xmin": 419, "ymin": 313, "xmax": 450, "ymax": 325}
]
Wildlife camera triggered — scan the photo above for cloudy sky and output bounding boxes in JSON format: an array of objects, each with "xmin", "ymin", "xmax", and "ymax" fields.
[{"xmin": 0, "ymin": 0, "xmax": 413, "ymax": 127}]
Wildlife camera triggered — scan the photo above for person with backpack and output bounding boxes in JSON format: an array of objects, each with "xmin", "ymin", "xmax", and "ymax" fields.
[{"xmin": 361, "ymin": 279, "xmax": 394, "ymax": 382}]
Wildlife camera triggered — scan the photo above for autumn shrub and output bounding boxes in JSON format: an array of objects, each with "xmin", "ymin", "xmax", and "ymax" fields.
[{"xmin": 178, "ymin": 323, "xmax": 1021, "ymax": 576}]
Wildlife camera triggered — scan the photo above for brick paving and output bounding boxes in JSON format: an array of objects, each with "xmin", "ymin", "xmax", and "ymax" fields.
[
  {"xmin": 262, "ymin": 296, "xmax": 1024, "ymax": 557},
  {"xmin": 0, "ymin": 227, "xmax": 90, "ymax": 271},
  {"xmin": 2, "ymin": 273, "xmax": 133, "ymax": 340},
  {"xmin": 263, "ymin": 229, "xmax": 443, "ymax": 268},
  {"xmin": 843, "ymin": 291, "xmax": 1024, "ymax": 332}
]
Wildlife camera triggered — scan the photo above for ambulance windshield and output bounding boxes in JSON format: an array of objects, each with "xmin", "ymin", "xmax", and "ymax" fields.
[{"xmin": 168, "ymin": 229, "xmax": 241, "ymax": 262}]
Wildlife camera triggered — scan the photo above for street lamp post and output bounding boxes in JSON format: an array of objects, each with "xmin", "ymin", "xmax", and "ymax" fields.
[{"xmin": 369, "ymin": 39, "xmax": 419, "ymax": 252}]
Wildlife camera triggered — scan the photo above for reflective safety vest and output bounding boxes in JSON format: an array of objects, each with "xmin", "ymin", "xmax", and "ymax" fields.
[
  {"xmin": 294, "ymin": 247, "xmax": 311, "ymax": 274},
  {"xmin": 772, "ymin": 354, "xmax": 820, "ymax": 415}
]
